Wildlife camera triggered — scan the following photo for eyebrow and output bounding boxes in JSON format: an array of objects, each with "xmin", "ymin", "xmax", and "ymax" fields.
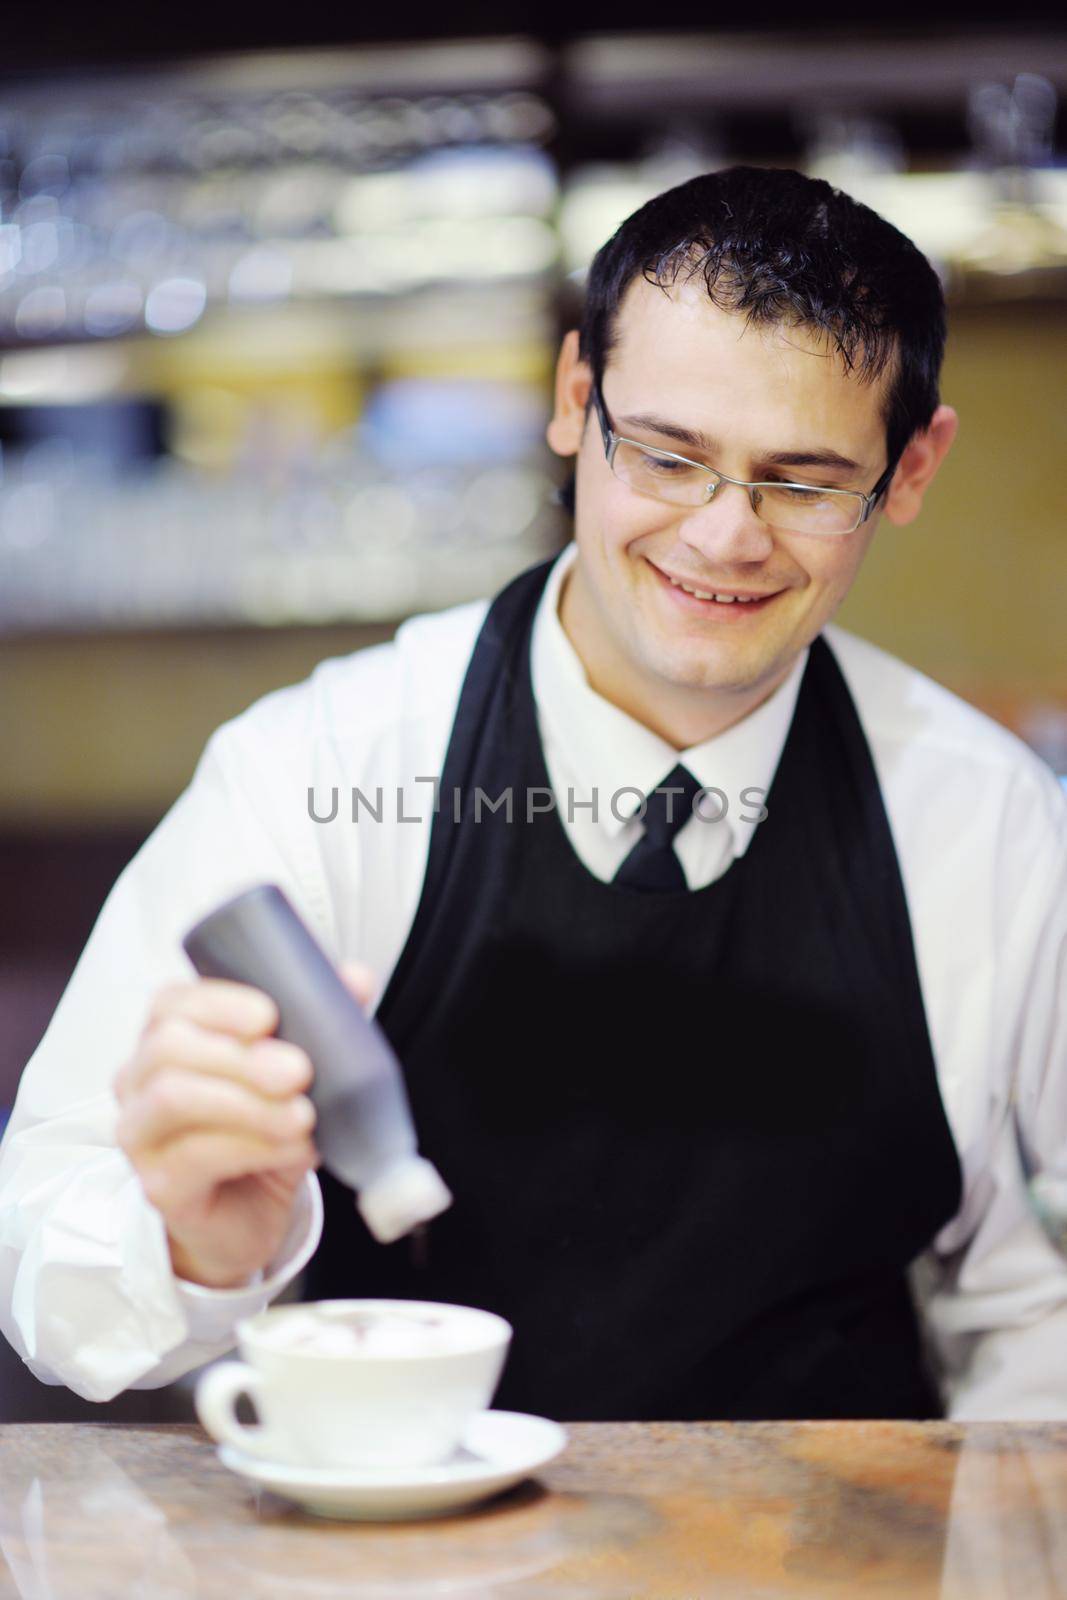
[{"xmin": 615, "ymin": 411, "xmax": 863, "ymax": 475}]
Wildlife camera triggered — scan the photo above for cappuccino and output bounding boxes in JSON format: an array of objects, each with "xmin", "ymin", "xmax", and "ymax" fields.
[
  {"xmin": 196, "ymin": 1298, "xmax": 512, "ymax": 1470},
  {"xmin": 258, "ymin": 1305, "xmax": 472, "ymax": 1359}
]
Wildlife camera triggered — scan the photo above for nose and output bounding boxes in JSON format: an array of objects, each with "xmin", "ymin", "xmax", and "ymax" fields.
[{"xmin": 676, "ymin": 481, "xmax": 776, "ymax": 564}]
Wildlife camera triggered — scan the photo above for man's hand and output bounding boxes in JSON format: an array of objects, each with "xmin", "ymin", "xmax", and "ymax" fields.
[{"xmin": 115, "ymin": 961, "xmax": 377, "ymax": 1288}]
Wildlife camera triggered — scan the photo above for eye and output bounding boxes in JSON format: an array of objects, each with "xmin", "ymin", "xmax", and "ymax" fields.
[
  {"xmin": 637, "ymin": 450, "xmax": 693, "ymax": 475},
  {"xmin": 764, "ymin": 476, "xmax": 832, "ymax": 500}
]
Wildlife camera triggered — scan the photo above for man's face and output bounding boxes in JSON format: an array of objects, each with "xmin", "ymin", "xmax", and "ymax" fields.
[{"xmin": 555, "ymin": 275, "xmax": 893, "ymax": 714}]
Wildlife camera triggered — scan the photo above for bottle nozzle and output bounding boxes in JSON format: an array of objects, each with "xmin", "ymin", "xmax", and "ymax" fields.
[{"xmin": 356, "ymin": 1154, "xmax": 452, "ymax": 1244}]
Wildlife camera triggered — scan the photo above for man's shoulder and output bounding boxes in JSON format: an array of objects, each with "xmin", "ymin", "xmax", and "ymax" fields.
[
  {"xmin": 824, "ymin": 626, "xmax": 1067, "ymax": 923},
  {"xmin": 823, "ymin": 622, "xmax": 1062, "ymax": 796},
  {"xmin": 315, "ymin": 595, "xmax": 491, "ymax": 736},
  {"xmin": 213, "ymin": 595, "xmax": 491, "ymax": 763}
]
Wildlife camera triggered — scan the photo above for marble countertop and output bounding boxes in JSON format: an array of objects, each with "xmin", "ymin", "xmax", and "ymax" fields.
[{"xmin": 1, "ymin": 1420, "xmax": 1065, "ymax": 1599}]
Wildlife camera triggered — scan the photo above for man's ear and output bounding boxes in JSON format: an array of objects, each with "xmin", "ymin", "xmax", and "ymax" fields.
[
  {"xmin": 881, "ymin": 405, "xmax": 959, "ymax": 526},
  {"xmin": 546, "ymin": 330, "xmax": 593, "ymax": 459}
]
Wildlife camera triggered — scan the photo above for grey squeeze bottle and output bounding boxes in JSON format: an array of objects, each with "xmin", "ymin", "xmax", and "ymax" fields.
[{"xmin": 182, "ymin": 882, "xmax": 451, "ymax": 1244}]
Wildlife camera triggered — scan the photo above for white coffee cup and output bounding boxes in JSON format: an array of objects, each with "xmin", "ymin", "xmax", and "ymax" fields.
[{"xmin": 195, "ymin": 1299, "xmax": 512, "ymax": 1471}]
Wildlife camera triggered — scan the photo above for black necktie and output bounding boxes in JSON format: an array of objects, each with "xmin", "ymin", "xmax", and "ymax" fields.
[{"xmin": 613, "ymin": 764, "xmax": 703, "ymax": 892}]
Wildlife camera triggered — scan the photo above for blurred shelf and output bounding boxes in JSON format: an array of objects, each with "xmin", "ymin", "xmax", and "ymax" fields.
[
  {"xmin": 0, "ymin": 29, "xmax": 1065, "ymax": 649},
  {"xmin": 0, "ymin": 445, "xmax": 567, "ymax": 633},
  {"xmin": 0, "ymin": 295, "xmax": 560, "ymax": 376},
  {"xmin": 0, "ymin": 38, "xmax": 555, "ymax": 102},
  {"xmin": 561, "ymin": 29, "xmax": 1067, "ymax": 113}
]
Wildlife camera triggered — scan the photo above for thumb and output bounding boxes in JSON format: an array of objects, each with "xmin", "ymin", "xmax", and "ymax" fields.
[{"xmin": 338, "ymin": 959, "xmax": 379, "ymax": 1012}]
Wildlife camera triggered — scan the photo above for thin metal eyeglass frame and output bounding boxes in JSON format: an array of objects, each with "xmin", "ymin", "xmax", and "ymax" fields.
[{"xmin": 590, "ymin": 375, "xmax": 900, "ymax": 535}]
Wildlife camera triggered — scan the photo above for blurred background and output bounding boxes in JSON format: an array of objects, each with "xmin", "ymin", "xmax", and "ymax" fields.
[{"xmin": 1, "ymin": 7, "xmax": 1066, "ymax": 1415}]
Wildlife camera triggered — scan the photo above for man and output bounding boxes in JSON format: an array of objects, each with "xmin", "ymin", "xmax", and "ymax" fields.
[{"xmin": 1, "ymin": 166, "xmax": 1065, "ymax": 1419}]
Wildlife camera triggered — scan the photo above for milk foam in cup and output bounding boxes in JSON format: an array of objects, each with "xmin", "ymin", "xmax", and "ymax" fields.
[{"xmin": 195, "ymin": 1300, "xmax": 512, "ymax": 1470}]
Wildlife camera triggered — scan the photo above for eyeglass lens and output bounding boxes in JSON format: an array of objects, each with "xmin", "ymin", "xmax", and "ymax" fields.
[{"xmin": 611, "ymin": 440, "xmax": 863, "ymax": 534}]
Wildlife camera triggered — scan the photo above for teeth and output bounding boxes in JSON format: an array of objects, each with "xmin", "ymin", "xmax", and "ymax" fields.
[{"xmin": 668, "ymin": 576, "xmax": 759, "ymax": 603}]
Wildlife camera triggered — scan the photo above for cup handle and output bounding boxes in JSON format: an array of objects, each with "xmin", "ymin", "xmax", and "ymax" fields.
[{"xmin": 195, "ymin": 1361, "xmax": 282, "ymax": 1461}]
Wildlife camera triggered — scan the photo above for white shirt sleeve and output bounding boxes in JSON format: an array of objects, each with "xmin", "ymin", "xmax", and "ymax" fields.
[
  {"xmin": 0, "ymin": 712, "xmax": 334, "ymax": 1403},
  {"xmin": 913, "ymin": 762, "xmax": 1067, "ymax": 1419}
]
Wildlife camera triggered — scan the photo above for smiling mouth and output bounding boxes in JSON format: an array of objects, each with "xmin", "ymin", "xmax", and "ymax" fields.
[{"xmin": 647, "ymin": 560, "xmax": 783, "ymax": 609}]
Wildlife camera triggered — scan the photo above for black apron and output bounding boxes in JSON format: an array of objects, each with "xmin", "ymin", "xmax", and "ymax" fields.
[{"xmin": 304, "ymin": 555, "xmax": 963, "ymax": 1420}]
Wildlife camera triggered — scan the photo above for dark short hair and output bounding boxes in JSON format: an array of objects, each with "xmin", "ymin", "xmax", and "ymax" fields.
[{"xmin": 557, "ymin": 163, "xmax": 946, "ymax": 514}]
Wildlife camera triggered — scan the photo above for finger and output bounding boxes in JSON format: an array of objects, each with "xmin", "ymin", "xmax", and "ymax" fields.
[
  {"xmin": 338, "ymin": 960, "xmax": 378, "ymax": 1010},
  {"xmin": 146, "ymin": 978, "xmax": 278, "ymax": 1042},
  {"xmin": 140, "ymin": 1132, "xmax": 319, "ymax": 1215},
  {"xmin": 117, "ymin": 1067, "xmax": 316, "ymax": 1156},
  {"xmin": 117, "ymin": 1015, "xmax": 309, "ymax": 1100}
]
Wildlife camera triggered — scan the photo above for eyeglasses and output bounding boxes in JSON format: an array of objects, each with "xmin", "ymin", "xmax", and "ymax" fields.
[{"xmin": 590, "ymin": 376, "xmax": 900, "ymax": 537}]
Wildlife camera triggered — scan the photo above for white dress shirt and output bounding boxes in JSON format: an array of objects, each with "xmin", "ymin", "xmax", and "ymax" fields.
[{"xmin": 1, "ymin": 542, "xmax": 1065, "ymax": 1416}]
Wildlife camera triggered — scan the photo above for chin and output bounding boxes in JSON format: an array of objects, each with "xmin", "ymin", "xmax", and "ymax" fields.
[{"xmin": 643, "ymin": 640, "xmax": 755, "ymax": 695}]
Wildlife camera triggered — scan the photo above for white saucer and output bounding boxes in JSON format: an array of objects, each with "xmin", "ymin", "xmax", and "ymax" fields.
[{"xmin": 217, "ymin": 1410, "xmax": 567, "ymax": 1521}]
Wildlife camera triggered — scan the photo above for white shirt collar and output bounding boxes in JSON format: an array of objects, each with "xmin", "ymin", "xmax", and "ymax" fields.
[{"xmin": 530, "ymin": 542, "xmax": 808, "ymax": 858}]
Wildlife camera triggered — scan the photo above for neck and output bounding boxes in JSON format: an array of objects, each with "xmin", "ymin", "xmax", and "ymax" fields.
[{"xmin": 557, "ymin": 560, "xmax": 795, "ymax": 749}]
